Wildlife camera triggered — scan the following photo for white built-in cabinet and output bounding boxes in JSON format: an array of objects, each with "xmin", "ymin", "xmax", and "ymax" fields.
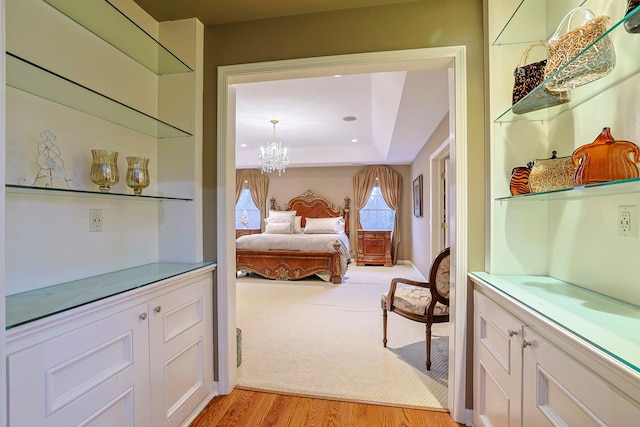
[
  {"xmin": 3, "ymin": 0, "xmax": 212, "ymax": 425},
  {"xmin": 7, "ymin": 268, "xmax": 214, "ymax": 427},
  {"xmin": 476, "ymin": 0, "xmax": 640, "ymax": 425},
  {"xmin": 473, "ymin": 288, "xmax": 640, "ymax": 427}
]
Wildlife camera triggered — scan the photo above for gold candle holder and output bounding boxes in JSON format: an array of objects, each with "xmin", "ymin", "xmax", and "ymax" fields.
[
  {"xmin": 90, "ymin": 149, "xmax": 119, "ymax": 192},
  {"xmin": 126, "ymin": 156, "xmax": 150, "ymax": 195}
]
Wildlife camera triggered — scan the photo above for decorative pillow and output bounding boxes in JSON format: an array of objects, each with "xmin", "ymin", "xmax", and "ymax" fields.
[
  {"xmin": 265, "ymin": 222, "xmax": 292, "ymax": 234},
  {"xmin": 293, "ymin": 216, "xmax": 303, "ymax": 234},
  {"xmin": 268, "ymin": 210, "xmax": 296, "ymax": 220},
  {"xmin": 303, "ymin": 217, "xmax": 344, "ymax": 234}
]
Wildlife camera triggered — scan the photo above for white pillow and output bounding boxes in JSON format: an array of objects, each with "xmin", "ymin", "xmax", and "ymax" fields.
[
  {"xmin": 293, "ymin": 216, "xmax": 303, "ymax": 234},
  {"xmin": 268, "ymin": 210, "xmax": 296, "ymax": 220},
  {"xmin": 265, "ymin": 222, "xmax": 293, "ymax": 234},
  {"xmin": 303, "ymin": 217, "xmax": 344, "ymax": 234}
]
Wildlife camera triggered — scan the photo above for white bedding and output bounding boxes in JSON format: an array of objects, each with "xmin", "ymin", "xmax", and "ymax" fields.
[{"xmin": 236, "ymin": 232, "xmax": 351, "ymax": 281}]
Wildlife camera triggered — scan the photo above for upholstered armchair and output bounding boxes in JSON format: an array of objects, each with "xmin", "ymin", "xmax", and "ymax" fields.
[{"xmin": 381, "ymin": 247, "xmax": 450, "ymax": 370}]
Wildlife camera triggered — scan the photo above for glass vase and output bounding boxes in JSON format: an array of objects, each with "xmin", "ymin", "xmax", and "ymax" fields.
[
  {"xmin": 90, "ymin": 149, "xmax": 119, "ymax": 192},
  {"xmin": 126, "ymin": 156, "xmax": 150, "ymax": 195}
]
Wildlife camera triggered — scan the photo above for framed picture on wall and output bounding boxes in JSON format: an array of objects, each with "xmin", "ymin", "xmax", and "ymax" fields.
[{"xmin": 413, "ymin": 175, "xmax": 423, "ymax": 217}]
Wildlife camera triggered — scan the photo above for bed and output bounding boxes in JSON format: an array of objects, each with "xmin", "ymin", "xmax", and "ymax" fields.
[{"xmin": 236, "ymin": 190, "xmax": 351, "ymax": 284}]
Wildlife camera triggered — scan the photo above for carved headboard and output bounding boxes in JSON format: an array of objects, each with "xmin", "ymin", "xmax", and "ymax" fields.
[{"xmin": 270, "ymin": 189, "xmax": 350, "ymax": 235}]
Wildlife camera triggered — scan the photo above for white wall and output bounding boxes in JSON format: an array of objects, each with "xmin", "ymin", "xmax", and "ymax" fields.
[{"xmin": 487, "ymin": 0, "xmax": 640, "ymax": 306}]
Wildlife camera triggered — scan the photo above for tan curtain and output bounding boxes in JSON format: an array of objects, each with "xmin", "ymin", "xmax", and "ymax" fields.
[
  {"xmin": 353, "ymin": 165, "xmax": 402, "ymax": 264},
  {"xmin": 235, "ymin": 169, "xmax": 269, "ymax": 230}
]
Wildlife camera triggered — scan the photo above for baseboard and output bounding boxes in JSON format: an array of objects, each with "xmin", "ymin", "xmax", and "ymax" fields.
[{"xmin": 180, "ymin": 388, "xmax": 219, "ymax": 427}]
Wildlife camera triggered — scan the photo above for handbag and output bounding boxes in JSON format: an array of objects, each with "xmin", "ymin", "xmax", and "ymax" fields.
[
  {"xmin": 512, "ymin": 42, "xmax": 569, "ymax": 115},
  {"xmin": 572, "ymin": 127, "xmax": 640, "ymax": 186},
  {"xmin": 544, "ymin": 7, "xmax": 616, "ymax": 92},
  {"xmin": 509, "ymin": 162, "xmax": 534, "ymax": 195},
  {"xmin": 529, "ymin": 151, "xmax": 576, "ymax": 193},
  {"xmin": 625, "ymin": 0, "xmax": 640, "ymax": 33}
]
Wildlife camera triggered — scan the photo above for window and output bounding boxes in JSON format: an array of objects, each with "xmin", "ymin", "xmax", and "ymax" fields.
[
  {"xmin": 360, "ymin": 184, "xmax": 395, "ymax": 230},
  {"xmin": 235, "ymin": 186, "xmax": 261, "ymax": 229}
]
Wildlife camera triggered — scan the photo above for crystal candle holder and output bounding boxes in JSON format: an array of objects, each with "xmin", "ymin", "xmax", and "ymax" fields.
[
  {"xmin": 126, "ymin": 156, "xmax": 150, "ymax": 195},
  {"xmin": 90, "ymin": 149, "xmax": 119, "ymax": 192}
]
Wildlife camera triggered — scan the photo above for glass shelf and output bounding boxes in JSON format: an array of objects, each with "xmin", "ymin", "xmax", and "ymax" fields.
[
  {"xmin": 5, "ymin": 262, "xmax": 215, "ymax": 329},
  {"xmin": 469, "ymin": 272, "xmax": 640, "ymax": 375},
  {"xmin": 496, "ymin": 177, "xmax": 640, "ymax": 202},
  {"xmin": 493, "ymin": 0, "xmax": 586, "ymax": 46},
  {"xmin": 495, "ymin": 6, "xmax": 640, "ymax": 123},
  {"xmin": 43, "ymin": 0, "xmax": 192, "ymax": 75},
  {"xmin": 6, "ymin": 184, "xmax": 192, "ymax": 201},
  {"xmin": 6, "ymin": 53, "xmax": 192, "ymax": 139}
]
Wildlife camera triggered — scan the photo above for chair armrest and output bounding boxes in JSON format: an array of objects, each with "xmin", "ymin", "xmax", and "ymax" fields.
[{"xmin": 387, "ymin": 277, "xmax": 430, "ymax": 308}]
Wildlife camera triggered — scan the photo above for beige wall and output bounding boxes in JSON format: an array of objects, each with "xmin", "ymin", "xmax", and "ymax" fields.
[
  {"xmin": 411, "ymin": 113, "xmax": 450, "ymax": 275},
  {"xmin": 248, "ymin": 164, "xmax": 412, "ymax": 262},
  {"xmin": 203, "ymin": 0, "xmax": 487, "ymax": 276}
]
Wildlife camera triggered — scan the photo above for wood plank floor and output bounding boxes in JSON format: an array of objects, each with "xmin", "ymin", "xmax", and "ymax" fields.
[{"xmin": 189, "ymin": 388, "xmax": 466, "ymax": 427}]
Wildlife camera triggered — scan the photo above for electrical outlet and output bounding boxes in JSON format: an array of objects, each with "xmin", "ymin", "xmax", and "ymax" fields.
[
  {"xmin": 618, "ymin": 206, "xmax": 636, "ymax": 238},
  {"xmin": 90, "ymin": 209, "xmax": 103, "ymax": 232}
]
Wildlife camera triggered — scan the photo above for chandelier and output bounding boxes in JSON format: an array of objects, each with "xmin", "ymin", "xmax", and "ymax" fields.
[{"xmin": 259, "ymin": 119, "xmax": 289, "ymax": 176}]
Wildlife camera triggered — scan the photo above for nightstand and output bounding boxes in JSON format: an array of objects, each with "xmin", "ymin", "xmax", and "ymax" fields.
[
  {"xmin": 236, "ymin": 228, "xmax": 261, "ymax": 239},
  {"xmin": 356, "ymin": 229, "xmax": 392, "ymax": 266}
]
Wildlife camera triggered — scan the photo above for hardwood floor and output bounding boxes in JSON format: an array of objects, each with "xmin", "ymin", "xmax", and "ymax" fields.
[{"xmin": 189, "ymin": 388, "xmax": 466, "ymax": 426}]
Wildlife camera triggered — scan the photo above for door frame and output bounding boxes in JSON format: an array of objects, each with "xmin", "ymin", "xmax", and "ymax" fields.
[{"xmin": 216, "ymin": 46, "xmax": 469, "ymax": 422}]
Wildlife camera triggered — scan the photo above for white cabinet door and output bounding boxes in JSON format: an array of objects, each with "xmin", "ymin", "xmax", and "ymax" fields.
[
  {"xmin": 7, "ymin": 303, "xmax": 150, "ymax": 427},
  {"xmin": 148, "ymin": 276, "xmax": 213, "ymax": 427},
  {"xmin": 474, "ymin": 292, "xmax": 523, "ymax": 427},
  {"xmin": 522, "ymin": 327, "xmax": 640, "ymax": 427}
]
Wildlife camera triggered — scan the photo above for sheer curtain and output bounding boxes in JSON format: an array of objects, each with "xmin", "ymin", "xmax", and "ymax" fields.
[
  {"xmin": 235, "ymin": 169, "xmax": 269, "ymax": 231},
  {"xmin": 353, "ymin": 165, "xmax": 402, "ymax": 264}
]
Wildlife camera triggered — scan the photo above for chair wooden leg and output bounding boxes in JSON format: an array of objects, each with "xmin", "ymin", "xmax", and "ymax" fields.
[
  {"xmin": 382, "ymin": 308, "xmax": 388, "ymax": 348},
  {"xmin": 426, "ymin": 322, "xmax": 432, "ymax": 370}
]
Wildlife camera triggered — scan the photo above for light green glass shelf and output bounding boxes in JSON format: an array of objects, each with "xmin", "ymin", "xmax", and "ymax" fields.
[
  {"xmin": 470, "ymin": 271, "xmax": 640, "ymax": 375},
  {"xmin": 6, "ymin": 53, "xmax": 192, "ymax": 139},
  {"xmin": 496, "ymin": 177, "xmax": 640, "ymax": 202},
  {"xmin": 6, "ymin": 184, "xmax": 192, "ymax": 201},
  {"xmin": 493, "ymin": 0, "xmax": 586, "ymax": 46},
  {"xmin": 43, "ymin": 0, "xmax": 192, "ymax": 75},
  {"xmin": 6, "ymin": 262, "xmax": 215, "ymax": 329},
  {"xmin": 495, "ymin": 6, "xmax": 640, "ymax": 123}
]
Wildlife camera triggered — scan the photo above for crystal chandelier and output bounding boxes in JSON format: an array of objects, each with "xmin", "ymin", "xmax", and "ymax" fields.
[{"xmin": 259, "ymin": 119, "xmax": 289, "ymax": 176}]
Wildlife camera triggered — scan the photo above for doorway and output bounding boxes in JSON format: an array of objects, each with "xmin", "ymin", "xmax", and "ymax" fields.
[{"xmin": 217, "ymin": 47, "xmax": 469, "ymax": 421}]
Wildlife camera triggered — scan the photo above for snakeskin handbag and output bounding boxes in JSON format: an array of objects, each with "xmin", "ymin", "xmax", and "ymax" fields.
[
  {"xmin": 512, "ymin": 42, "xmax": 569, "ymax": 115},
  {"xmin": 625, "ymin": 0, "xmax": 640, "ymax": 33},
  {"xmin": 529, "ymin": 151, "xmax": 577, "ymax": 193},
  {"xmin": 544, "ymin": 7, "xmax": 616, "ymax": 92}
]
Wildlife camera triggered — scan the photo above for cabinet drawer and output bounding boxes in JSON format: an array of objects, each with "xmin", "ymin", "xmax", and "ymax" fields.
[{"xmin": 363, "ymin": 239, "xmax": 385, "ymax": 255}]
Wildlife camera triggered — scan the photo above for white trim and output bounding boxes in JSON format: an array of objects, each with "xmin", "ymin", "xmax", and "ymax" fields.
[
  {"xmin": 217, "ymin": 46, "xmax": 468, "ymax": 422},
  {"xmin": 0, "ymin": 0, "xmax": 7, "ymax": 422}
]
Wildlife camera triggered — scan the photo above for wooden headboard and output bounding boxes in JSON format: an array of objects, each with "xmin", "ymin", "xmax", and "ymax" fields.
[{"xmin": 270, "ymin": 189, "xmax": 350, "ymax": 235}]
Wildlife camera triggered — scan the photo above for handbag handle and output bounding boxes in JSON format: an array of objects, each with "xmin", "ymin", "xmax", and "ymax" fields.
[
  {"xmin": 549, "ymin": 7, "xmax": 596, "ymax": 41},
  {"xmin": 517, "ymin": 41, "xmax": 547, "ymax": 67}
]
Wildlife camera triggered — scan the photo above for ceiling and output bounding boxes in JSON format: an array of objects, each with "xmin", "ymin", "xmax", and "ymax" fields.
[{"xmin": 133, "ymin": 0, "xmax": 450, "ymax": 170}]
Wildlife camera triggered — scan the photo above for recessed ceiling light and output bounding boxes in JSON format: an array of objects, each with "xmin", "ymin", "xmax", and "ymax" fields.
[
  {"xmin": 343, "ymin": 116, "xmax": 357, "ymax": 121},
  {"xmin": 240, "ymin": 144, "xmax": 247, "ymax": 148},
  {"xmin": 351, "ymin": 139, "xmax": 358, "ymax": 143}
]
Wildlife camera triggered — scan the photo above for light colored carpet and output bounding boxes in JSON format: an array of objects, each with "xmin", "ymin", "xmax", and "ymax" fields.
[{"xmin": 236, "ymin": 263, "xmax": 450, "ymax": 409}]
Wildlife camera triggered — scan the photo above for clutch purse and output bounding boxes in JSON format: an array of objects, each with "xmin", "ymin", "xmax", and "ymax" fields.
[
  {"xmin": 509, "ymin": 162, "xmax": 534, "ymax": 195},
  {"xmin": 572, "ymin": 127, "xmax": 640, "ymax": 186},
  {"xmin": 512, "ymin": 42, "xmax": 569, "ymax": 115},
  {"xmin": 529, "ymin": 151, "xmax": 576, "ymax": 193},
  {"xmin": 544, "ymin": 7, "xmax": 616, "ymax": 92}
]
